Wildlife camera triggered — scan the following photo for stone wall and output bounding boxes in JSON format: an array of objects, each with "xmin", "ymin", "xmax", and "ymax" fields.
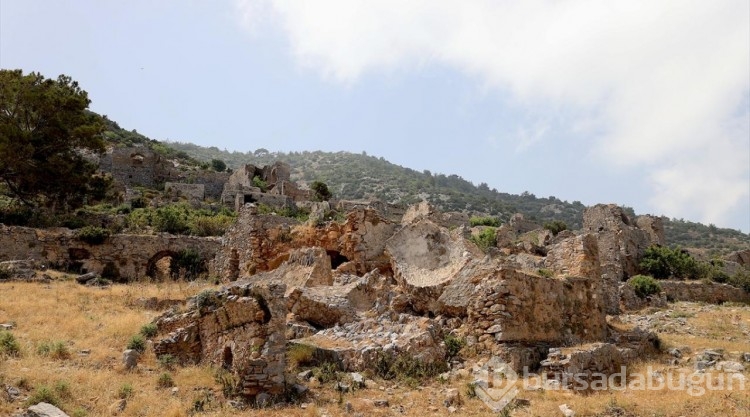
[
  {"xmin": 466, "ymin": 268, "xmax": 607, "ymax": 349},
  {"xmin": 660, "ymin": 281, "xmax": 750, "ymax": 304},
  {"xmin": 165, "ymin": 182, "xmax": 205, "ymax": 201},
  {"xmin": 154, "ymin": 281, "xmax": 287, "ymax": 399},
  {"xmin": 214, "ymin": 207, "xmax": 397, "ymax": 280},
  {"xmin": 0, "ymin": 225, "xmax": 220, "ymax": 281},
  {"xmin": 583, "ymin": 204, "xmax": 660, "ymax": 314}
]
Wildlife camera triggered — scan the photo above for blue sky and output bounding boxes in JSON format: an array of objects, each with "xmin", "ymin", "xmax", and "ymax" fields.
[{"xmin": 1, "ymin": 1, "xmax": 748, "ymax": 231}]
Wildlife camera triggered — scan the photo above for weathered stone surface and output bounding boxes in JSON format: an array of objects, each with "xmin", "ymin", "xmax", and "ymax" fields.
[
  {"xmin": 635, "ymin": 215, "xmax": 665, "ymax": 246},
  {"xmin": 465, "ymin": 267, "xmax": 607, "ymax": 346},
  {"xmin": 214, "ymin": 207, "xmax": 397, "ymax": 280},
  {"xmin": 289, "ymin": 271, "xmax": 387, "ymax": 328},
  {"xmin": 400, "ymin": 201, "xmax": 469, "ymax": 229},
  {"xmin": 0, "ymin": 225, "xmax": 220, "ymax": 281},
  {"xmin": 0, "ymin": 260, "xmax": 38, "ymax": 280},
  {"xmin": 724, "ymin": 249, "xmax": 750, "ymax": 268},
  {"xmin": 154, "ymin": 281, "xmax": 287, "ymax": 399},
  {"xmin": 385, "ymin": 219, "xmax": 479, "ymax": 315},
  {"xmin": 165, "ymin": 182, "xmax": 205, "ymax": 201},
  {"xmin": 122, "ymin": 349, "xmax": 139, "ymax": 370},
  {"xmin": 583, "ymin": 204, "xmax": 658, "ymax": 314},
  {"xmin": 291, "ymin": 314, "xmax": 447, "ymax": 371},
  {"xmin": 659, "ymin": 281, "xmax": 750, "ymax": 304},
  {"xmin": 618, "ymin": 283, "xmax": 668, "ymax": 311},
  {"xmin": 544, "ymin": 234, "xmax": 601, "ymax": 279},
  {"xmin": 541, "ymin": 343, "xmax": 631, "ymax": 388},
  {"xmin": 26, "ymin": 402, "xmax": 70, "ymax": 417}
]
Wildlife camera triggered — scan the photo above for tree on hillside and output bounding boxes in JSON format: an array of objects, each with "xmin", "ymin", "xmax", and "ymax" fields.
[
  {"xmin": 310, "ymin": 181, "xmax": 332, "ymax": 202},
  {"xmin": 0, "ymin": 70, "xmax": 106, "ymax": 210},
  {"xmin": 211, "ymin": 158, "xmax": 226, "ymax": 172}
]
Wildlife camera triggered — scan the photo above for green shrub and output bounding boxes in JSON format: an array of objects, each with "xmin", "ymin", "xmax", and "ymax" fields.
[
  {"xmin": 310, "ymin": 181, "xmax": 332, "ymax": 202},
  {"xmin": 153, "ymin": 205, "xmax": 190, "ymax": 234},
  {"xmin": 75, "ymin": 226, "xmax": 110, "ymax": 245},
  {"xmin": 157, "ymin": 372, "xmax": 175, "ymax": 389},
  {"xmin": 537, "ymin": 268, "xmax": 554, "ymax": 278},
  {"xmin": 127, "ymin": 335, "xmax": 146, "ymax": 353},
  {"xmin": 118, "ymin": 383, "xmax": 134, "ymax": 399},
  {"xmin": 628, "ymin": 275, "xmax": 662, "ymax": 298},
  {"xmin": 543, "ymin": 220, "xmax": 568, "ymax": 236},
  {"xmin": 444, "ymin": 334, "xmax": 465, "ymax": 359},
  {"xmin": 728, "ymin": 269, "xmax": 750, "ymax": 293},
  {"xmin": 252, "ymin": 176, "xmax": 267, "ymax": 191},
  {"xmin": 470, "ymin": 227, "xmax": 497, "ymax": 252},
  {"xmin": 37, "ymin": 340, "xmax": 70, "ymax": 360},
  {"xmin": 211, "ymin": 159, "xmax": 227, "ymax": 172},
  {"xmin": 287, "ymin": 343, "xmax": 316, "ymax": 369},
  {"xmin": 313, "ymin": 361, "xmax": 340, "ymax": 383},
  {"xmin": 27, "ymin": 385, "xmax": 60, "ymax": 407},
  {"xmin": 469, "ymin": 216, "xmax": 500, "ymax": 227},
  {"xmin": 372, "ymin": 351, "xmax": 447, "ymax": 381},
  {"xmin": 189, "ymin": 214, "xmax": 234, "ymax": 236},
  {"xmin": 640, "ymin": 245, "xmax": 700, "ymax": 279},
  {"xmin": 169, "ymin": 249, "xmax": 206, "ymax": 280},
  {"xmin": 158, "ymin": 354, "xmax": 177, "ymax": 370},
  {"xmin": 0, "ymin": 331, "xmax": 20, "ymax": 357},
  {"xmin": 140, "ymin": 323, "xmax": 158, "ymax": 338}
]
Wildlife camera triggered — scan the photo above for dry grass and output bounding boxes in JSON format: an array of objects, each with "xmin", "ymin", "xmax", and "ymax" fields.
[{"xmin": 1, "ymin": 279, "xmax": 749, "ymax": 417}]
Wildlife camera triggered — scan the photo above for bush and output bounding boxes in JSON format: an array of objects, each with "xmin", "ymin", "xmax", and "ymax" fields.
[
  {"xmin": 469, "ymin": 216, "xmax": 500, "ymax": 227},
  {"xmin": 158, "ymin": 354, "xmax": 177, "ymax": 370},
  {"xmin": 372, "ymin": 351, "xmax": 447, "ymax": 381},
  {"xmin": 189, "ymin": 214, "xmax": 234, "ymax": 237},
  {"xmin": 0, "ymin": 331, "xmax": 20, "ymax": 357},
  {"xmin": 543, "ymin": 220, "xmax": 568, "ymax": 236},
  {"xmin": 628, "ymin": 275, "xmax": 662, "ymax": 299},
  {"xmin": 728, "ymin": 269, "xmax": 750, "ymax": 293},
  {"xmin": 27, "ymin": 385, "xmax": 60, "ymax": 407},
  {"xmin": 169, "ymin": 249, "xmax": 206, "ymax": 280},
  {"xmin": 153, "ymin": 205, "xmax": 190, "ymax": 234},
  {"xmin": 287, "ymin": 344, "xmax": 316, "ymax": 369},
  {"xmin": 211, "ymin": 159, "xmax": 227, "ymax": 172},
  {"xmin": 140, "ymin": 323, "xmax": 158, "ymax": 338},
  {"xmin": 470, "ymin": 227, "xmax": 497, "ymax": 252},
  {"xmin": 118, "ymin": 383, "xmax": 134, "ymax": 399},
  {"xmin": 127, "ymin": 335, "xmax": 146, "ymax": 353},
  {"xmin": 444, "ymin": 334, "xmax": 465, "ymax": 359},
  {"xmin": 36, "ymin": 340, "xmax": 70, "ymax": 360},
  {"xmin": 310, "ymin": 181, "xmax": 332, "ymax": 202},
  {"xmin": 252, "ymin": 176, "xmax": 267, "ymax": 191},
  {"xmin": 640, "ymin": 245, "xmax": 700, "ymax": 279},
  {"xmin": 75, "ymin": 226, "xmax": 110, "ymax": 245},
  {"xmin": 157, "ymin": 372, "xmax": 175, "ymax": 389}
]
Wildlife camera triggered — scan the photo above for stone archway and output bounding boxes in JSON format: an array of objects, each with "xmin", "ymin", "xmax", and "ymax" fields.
[{"xmin": 146, "ymin": 250, "xmax": 178, "ymax": 280}]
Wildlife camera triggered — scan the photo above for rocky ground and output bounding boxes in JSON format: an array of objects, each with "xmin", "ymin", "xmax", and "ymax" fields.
[{"xmin": 1, "ymin": 278, "xmax": 749, "ymax": 417}]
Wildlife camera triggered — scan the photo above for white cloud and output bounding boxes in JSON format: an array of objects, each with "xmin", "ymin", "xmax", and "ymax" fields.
[{"xmin": 235, "ymin": 0, "xmax": 750, "ymax": 228}]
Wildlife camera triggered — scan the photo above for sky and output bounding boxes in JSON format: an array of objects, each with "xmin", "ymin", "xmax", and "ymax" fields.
[{"xmin": 1, "ymin": 1, "xmax": 749, "ymax": 232}]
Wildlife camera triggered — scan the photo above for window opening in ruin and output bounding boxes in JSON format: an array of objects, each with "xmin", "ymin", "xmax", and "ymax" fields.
[
  {"xmin": 326, "ymin": 250, "xmax": 349, "ymax": 269},
  {"xmin": 222, "ymin": 346, "xmax": 233, "ymax": 370}
]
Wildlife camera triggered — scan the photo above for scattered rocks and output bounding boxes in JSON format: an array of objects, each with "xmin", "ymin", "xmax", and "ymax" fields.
[
  {"xmin": 373, "ymin": 399, "xmax": 389, "ymax": 407},
  {"xmin": 443, "ymin": 388, "xmax": 459, "ymax": 407},
  {"xmin": 122, "ymin": 349, "xmax": 139, "ymax": 370},
  {"xmin": 559, "ymin": 403, "xmax": 576, "ymax": 417},
  {"xmin": 25, "ymin": 402, "xmax": 70, "ymax": 417}
]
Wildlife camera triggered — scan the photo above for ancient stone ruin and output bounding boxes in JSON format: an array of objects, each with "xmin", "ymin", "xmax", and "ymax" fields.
[{"xmin": 145, "ymin": 200, "xmax": 721, "ymax": 403}]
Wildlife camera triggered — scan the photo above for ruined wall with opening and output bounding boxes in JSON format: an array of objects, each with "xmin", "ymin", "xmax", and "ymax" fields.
[
  {"xmin": 154, "ymin": 281, "xmax": 287, "ymax": 399},
  {"xmin": 0, "ymin": 225, "xmax": 220, "ymax": 280}
]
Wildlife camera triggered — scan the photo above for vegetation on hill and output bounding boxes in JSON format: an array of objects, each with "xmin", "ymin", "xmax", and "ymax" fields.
[{"xmin": 167, "ymin": 143, "xmax": 749, "ymax": 255}]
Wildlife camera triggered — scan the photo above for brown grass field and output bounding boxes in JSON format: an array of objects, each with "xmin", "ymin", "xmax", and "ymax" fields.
[{"xmin": 1, "ymin": 276, "xmax": 748, "ymax": 417}]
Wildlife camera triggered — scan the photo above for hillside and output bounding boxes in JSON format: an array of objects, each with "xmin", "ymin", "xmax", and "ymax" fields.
[{"xmin": 94, "ymin": 117, "xmax": 749, "ymax": 255}]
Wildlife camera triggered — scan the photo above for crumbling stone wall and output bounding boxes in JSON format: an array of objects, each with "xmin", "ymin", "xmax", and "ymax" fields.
[
  {"xmin": 214, "ymin": 207, "xmax": 397, "ymax": 280},
  {"xmin": 583, "ymin": 204, "xmax": 660, "ymax": 314},
  {"xmin": 165, "ymin": 182, "xmax": 205, "ymax": 201},
  {"xmin": 0, "ymin": 225, "xmax": 220, "ymax": 280},
  {"xmin": 154, "ymin": 281, "xmax": 287, "ymax": 399},
  {"xmin": 466, "ymin": 268, "xmax": 607, "ymax": 350},
  {"xmin": 659, "ymin": 280, "xmax": 750, "ymax": 304}
]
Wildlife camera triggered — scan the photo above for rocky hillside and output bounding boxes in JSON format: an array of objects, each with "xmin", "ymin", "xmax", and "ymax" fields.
[{"xmin": 99, "ymin": 117, "xmax": 749, "ymax": 255}]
